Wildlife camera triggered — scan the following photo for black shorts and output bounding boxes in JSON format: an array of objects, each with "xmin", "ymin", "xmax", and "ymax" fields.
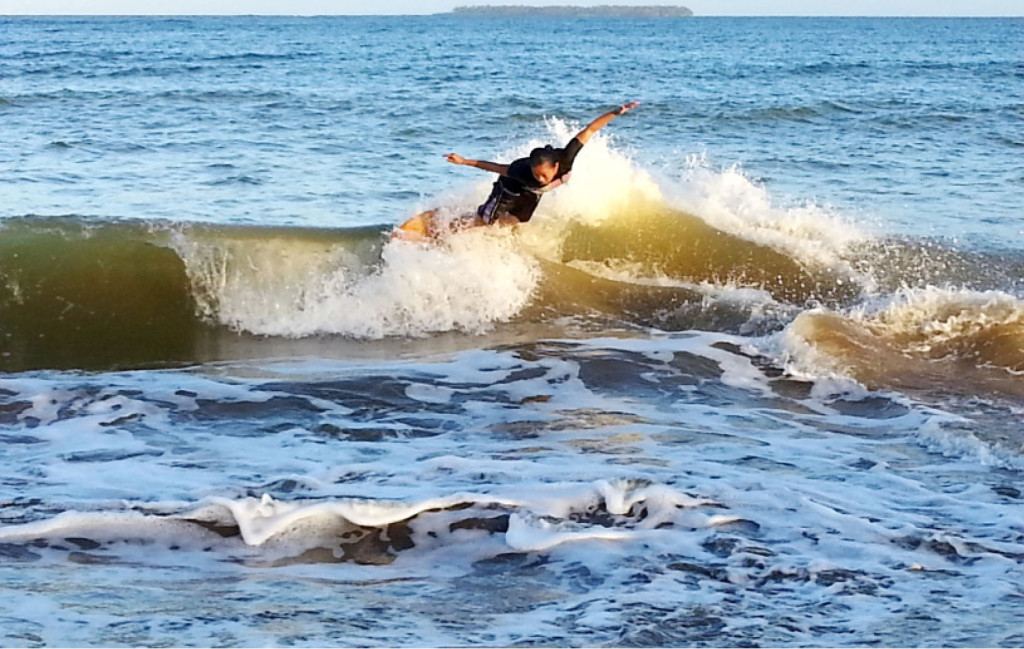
[{"xmin": 477, "ymin": 191, "xmax": 502, "ymax": 224}]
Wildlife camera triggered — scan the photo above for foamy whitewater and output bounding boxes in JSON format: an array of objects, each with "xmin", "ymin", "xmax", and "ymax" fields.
[{"xmin": 2, "ymin": 15, "xmax": 1023, "ymax": 648}]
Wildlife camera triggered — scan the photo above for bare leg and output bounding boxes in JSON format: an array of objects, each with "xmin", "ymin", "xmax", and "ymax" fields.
[
  {"xmin": 391, "ymin": 210, "xmax": 487, "ymax": 241},
  {"xmin": 451, "ymin": 213, "xmax": 486, "ymax": 231}
]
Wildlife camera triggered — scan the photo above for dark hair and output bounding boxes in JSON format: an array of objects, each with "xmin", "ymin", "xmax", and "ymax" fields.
[{"xmin": 529, "ymin": 145, "xmax": 560, "ymax": 167}]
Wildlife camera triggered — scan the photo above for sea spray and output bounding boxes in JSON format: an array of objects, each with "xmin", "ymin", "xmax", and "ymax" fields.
[{"xmin": 174, "ymin": 225, "xmax": 540, "ymax": 338}]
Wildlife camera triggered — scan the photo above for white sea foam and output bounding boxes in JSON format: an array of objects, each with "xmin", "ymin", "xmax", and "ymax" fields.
[
  {"xmin": 666, "ymin": 153, "xmax": 871, "ymax": 274},
  {"xmin": 773, "ymin": 285, "xmax": 1024, "ymax": 397},
  {"xmin": 173, "ymin": 226, "xmax": 539, "ymax": 338},
  {"xmin": 843, "ymin": 285, "xmax": 1024, "ymax": 359},
  {"xmin": 2, "ymin": 334, "xmax": 1023, "ymax": 646}
]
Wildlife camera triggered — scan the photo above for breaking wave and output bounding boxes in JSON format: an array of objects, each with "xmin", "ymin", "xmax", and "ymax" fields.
[{"xmin": 3, "ymin": 123, "xmax": 1022, "ymax": 403}]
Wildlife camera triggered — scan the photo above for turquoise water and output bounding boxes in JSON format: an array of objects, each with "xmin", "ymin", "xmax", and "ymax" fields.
[{"xmin": 1, "ymin": 16, "xmax": 1023, "ymax": 647}]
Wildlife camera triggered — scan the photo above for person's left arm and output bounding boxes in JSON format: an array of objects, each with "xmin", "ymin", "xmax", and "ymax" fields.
[
  {"xmin": 537, "ymin": 102, "xmax": 639, "ymax": 193},
  {"xmin": 536, "ymin": 171, "xmax": 572, "ymax": 193},
  {"xmin": 573, "ymin": 101, "xmax": 641, "ymax": 145}
]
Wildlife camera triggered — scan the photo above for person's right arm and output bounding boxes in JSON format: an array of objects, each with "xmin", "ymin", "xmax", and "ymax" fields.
[{"xmin": 446, "ymin": 153, "xmax": 509, "ymax": 176}]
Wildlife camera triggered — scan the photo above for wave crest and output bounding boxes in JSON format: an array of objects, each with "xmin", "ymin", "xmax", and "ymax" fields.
[{"xmin": 784, "ymin": 287, "xmax": 1024, "ymax": 396}]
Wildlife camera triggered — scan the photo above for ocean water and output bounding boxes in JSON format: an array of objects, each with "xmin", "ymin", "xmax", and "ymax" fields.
[{"xmin": 2, "ymin": 15, "xmax": 1024, "ymax": 647}]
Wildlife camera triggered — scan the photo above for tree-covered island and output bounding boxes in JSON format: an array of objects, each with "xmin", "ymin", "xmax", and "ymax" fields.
[{"xmin": 450, "ymin": 5, "xmax": 694, "ymax": 17}]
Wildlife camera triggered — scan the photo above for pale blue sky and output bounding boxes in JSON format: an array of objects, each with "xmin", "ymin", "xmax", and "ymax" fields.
[{"xmin": 2, "ymin": 0, "xmax": 1020, "ymax": 16}]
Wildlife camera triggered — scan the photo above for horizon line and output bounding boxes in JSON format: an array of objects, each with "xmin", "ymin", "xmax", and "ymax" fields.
[{"xmin": 2, "ymin": 12, "xmax": 1021, "ymax": 17}]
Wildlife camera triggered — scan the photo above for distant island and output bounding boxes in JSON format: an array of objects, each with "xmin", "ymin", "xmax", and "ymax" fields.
[{"xmin": 450, "ymin": 5, "xmax": 693, "ymax": 18}]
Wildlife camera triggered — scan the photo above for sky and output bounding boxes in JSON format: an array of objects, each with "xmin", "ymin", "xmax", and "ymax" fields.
[{"xmin": 1, "ymin": 0, "xmax": 1021, "ymax": 16}]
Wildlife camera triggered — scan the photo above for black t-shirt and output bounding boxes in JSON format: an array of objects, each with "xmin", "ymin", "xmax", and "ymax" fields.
[{"xmin": 478, "ymin": 137, "xmax": 584, "ymax": 223}]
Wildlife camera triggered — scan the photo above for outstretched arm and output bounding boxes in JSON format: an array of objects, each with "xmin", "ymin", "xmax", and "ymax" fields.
[
  {"xmin": 536, "ymin": 171, "xmax": 571, "ymax": 193},
  {"xmin": 446, "ymin": 153, "xmax": 509, "ymax": 176},
  {"xmin": 574, "ymin": 101, "xmax": 641, "ymax": 145}
]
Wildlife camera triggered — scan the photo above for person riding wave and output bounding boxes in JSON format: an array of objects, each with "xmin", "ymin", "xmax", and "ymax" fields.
[{"xmin": 394, "ymin": 101, "xmax": 640, "ymax": 240}]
